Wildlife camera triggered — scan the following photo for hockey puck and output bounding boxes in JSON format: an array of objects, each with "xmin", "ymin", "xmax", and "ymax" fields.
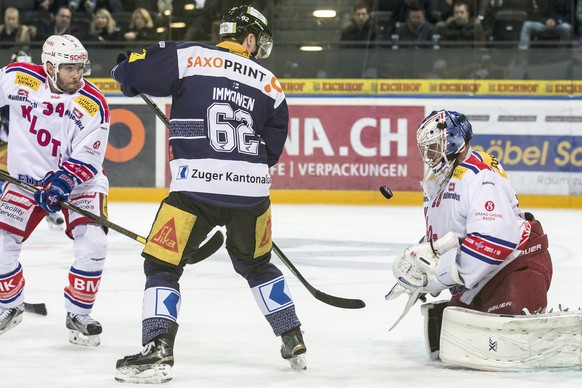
[{"xmin": 379, "ymin": 185, "xmax": 393, "ymax": 200}]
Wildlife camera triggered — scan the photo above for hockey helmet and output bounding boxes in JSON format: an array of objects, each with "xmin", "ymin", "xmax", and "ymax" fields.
[
  {"xmin": 416, "ymin": 109, "xmax": 473, "ymax": 182},
  {"xmin": 219, "ymin": 5, "xmax": 273, "ymax": 59},
  {"xmin": 11, "ymin": 50, "xmax": 32, "ymax": 63},
  {"xmin": 42, "ymin": 34, "xmax": 91, "ymax": 82}
]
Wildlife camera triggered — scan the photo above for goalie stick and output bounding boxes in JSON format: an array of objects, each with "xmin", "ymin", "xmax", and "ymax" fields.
[
  {"xmin": 0, "ymin": 169, "xmax": 223, "ymax": 265},
  {"xmin": 139, "ymin": 93, "xmax": 366, "ymax": 310},
  {"xmin": 388, "ymin": 285, "xmax": 424, "ymax": 331}
]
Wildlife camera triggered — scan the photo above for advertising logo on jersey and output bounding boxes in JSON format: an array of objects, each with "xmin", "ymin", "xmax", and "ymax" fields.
[
  {"xmin": 143, "ymin": 203, "xmax": 197, "ymax": 266},
  {"xmin": 14, "ymin": 72, "xmax": 41, "ymax": 91},
  {"xmin": 74, "ymin": 95, "xmax": 98, "ymax": 117},
  {"xmin": 186, "ymin": 55, "xmax": 268, "ymax": 82},
  {"xmin": 176, "ymin": 165, "xmax": 188, "ymax": 180},
  {"xmin": 442, "ymin": 182, "xmax": 461, "ymax": 201},
  {"xmin": 0, "ymin": 190, "xmax": 35, "ymax": 224},
  {"xmin": 72, "ymin": 107, "xmax": 84, "ymax": 119},
  {"xmin": 475, "ymin": 200, "xmax": 503, "ymax": 220},
  {"xmin": 150, "ymin": 218, "xmax": 179, "ymax": 253},
  {"xmin": 1, "ymin": 190, "xmax": 35, "ymax": 210},
  {"xmin": 128, "ymin": 49, "xmax": 147, "ymax": 63},
  {"xmin": 254, "ymin": 207, "xmax": 272, "ymax": 258}
]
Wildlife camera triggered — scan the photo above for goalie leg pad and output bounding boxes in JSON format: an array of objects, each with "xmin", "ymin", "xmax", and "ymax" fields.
[
  {"xmin": 440, "ymin": 307, "xmax": 582, "ymax": 371},
  {"xmin": 421, "ymin": 301, "xmax": 449, "ymax": 359}
]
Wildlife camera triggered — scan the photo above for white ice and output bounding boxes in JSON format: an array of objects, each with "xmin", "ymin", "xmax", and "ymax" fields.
[{"xmin": 2, "ymin": 203, "xmax": 582, "ymax": 387}]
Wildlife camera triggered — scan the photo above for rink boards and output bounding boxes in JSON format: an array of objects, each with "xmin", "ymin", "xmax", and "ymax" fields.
[{"xmin": 96, "ymin": 83, "xmax": 582, "ymax": 209}]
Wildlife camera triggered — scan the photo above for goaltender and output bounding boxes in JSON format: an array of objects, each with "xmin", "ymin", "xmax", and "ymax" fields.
[{"xmin": 386, "ymin": 110, "xmax": 557, "ymax": 371}]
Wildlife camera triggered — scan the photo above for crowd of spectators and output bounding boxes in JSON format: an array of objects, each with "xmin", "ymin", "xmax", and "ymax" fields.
[
  {"xmin": 0, "ymin": 0, "xmax": 207, "ymax": 48},
  {"xmin": 0, "ymin": 0, "xmax": 579, "ymax": 52},
  {"xmin": 339, "ymin": 0, "xmax": 580, "ymax": 48}
]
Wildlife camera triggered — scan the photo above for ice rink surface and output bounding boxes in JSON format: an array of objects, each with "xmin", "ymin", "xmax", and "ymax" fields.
[{"xmin": 3, "ymin": 202, "xmax": 582, "ymax": 387}]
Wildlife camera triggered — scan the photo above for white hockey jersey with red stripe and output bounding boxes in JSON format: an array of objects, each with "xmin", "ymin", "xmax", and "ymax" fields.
[
  {"xmin": 423, "ymin": 149, "xmax": 531, "ymax": 303},
  {"xmin": 0, "ymin": 62, "xmax": 109, "ymax": 193}
]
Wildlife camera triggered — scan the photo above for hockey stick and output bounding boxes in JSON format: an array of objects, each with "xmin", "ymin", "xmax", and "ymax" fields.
[
  {"xmin": 272, "ymin": 243, "xmax": 366, "ymax": 309},
  {"xmin": 139, "ymin": 93, "xmax": 366, "ymax": 309},
  {"xmin": 24, "ymin": 302, "xmax": 48, "ymax": 316},
  {"xmin": 0, "ymin": 169, "xmax": 223, "ymax": 264}
]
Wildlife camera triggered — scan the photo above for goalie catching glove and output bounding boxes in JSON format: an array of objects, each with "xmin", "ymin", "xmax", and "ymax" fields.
[
  {"xmin": 34, "ymin": 170, "xmax": 76, "ymax": 213},
  {"xmin": 385, "ymin": 232, "xmax": 460, "ymax": 300}
]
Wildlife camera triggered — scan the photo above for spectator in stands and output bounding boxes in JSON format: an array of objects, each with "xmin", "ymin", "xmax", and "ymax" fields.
[
  {"xmin": 41, "ymin": 0, "xmax": 122, "ymax": 14},
  {"xmin": 0, "ymin": 8, "xmax": 32, "ymax": 50},
  {"xmin": 435, "ymin": 0, "xmax": 485, "ymax": 45},
  {"xmin": 394, "ymin": 0, "xmax": 435, "ymax": 46},
  {"xmin": 341, "ymin": 2, "xmax": 375, "ymax": 41},
  {"xmin": 89, "ymin": 8, "xmax": 121, "ymax": 41},
  {"xmin": 393, "ymin": 0, "xmax": 438, "ymax": 28},
  {"xmin": 518, "ymin": 0, "xmax": 573, "ymax": 49},
  {"xmin": 34, "ymin": 6, "xmax": 76, "ymax": 41},
  {"xmin": 123, "ymin": 8, "xmax": 156, "ymax": 42}
]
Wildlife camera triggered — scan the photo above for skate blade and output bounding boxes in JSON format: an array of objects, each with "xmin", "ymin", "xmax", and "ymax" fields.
[
  {"xmin": 289, "ymin": 353, "xmax": 307, "ymax": 370},
  {"xmin": 115, "ymin": 364, "xmax": 173, "ymax": 384},
  {"xmin": 0, "ymin": 314, "xmax": 23, "ymax": 336},
  {"xmin": 68, "ymin": 329, "xmax": 100, "ymax": 347}
]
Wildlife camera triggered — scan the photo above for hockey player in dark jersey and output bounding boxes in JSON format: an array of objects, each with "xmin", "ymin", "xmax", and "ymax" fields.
[{"xmin": 111, "ymin": 5, "xmax": 306, "ymax": 383}]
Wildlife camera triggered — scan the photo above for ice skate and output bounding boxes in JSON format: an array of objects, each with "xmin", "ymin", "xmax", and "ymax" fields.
[
  {"xmin": 45, "ymin": 212, "xmax": 65, "ymax": 230},
  {"xmin": 66, "ymin": 312, "xmax": 102, "ymax": 347},
  {"xmin": 115, "ymin": 334, "xmax": 175, "ymax": 383},
  {"xmin": 0, "ymin": 304, "xmax": 25, "ymax": 335},
  {"xmin": 281, "ymin": 327, "xmax": 307, "ymax": 370}
]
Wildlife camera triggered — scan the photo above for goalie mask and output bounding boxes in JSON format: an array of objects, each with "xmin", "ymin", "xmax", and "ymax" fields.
[
  {"xmin": 219, "ymin": 5, "xmax": 273, "ymax": 59},
  {"xmin": 41, "ymin": 34, "xmax": 91, "ymax": 93},
  {"xmin": 416, "ymin": 110, "xmax": 473, "ymax": 190}
]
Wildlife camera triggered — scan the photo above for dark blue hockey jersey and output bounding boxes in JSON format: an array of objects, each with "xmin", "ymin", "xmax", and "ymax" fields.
[{"xmin": 111, "ymin": 40, "xmax": 289, "ymax": 208}]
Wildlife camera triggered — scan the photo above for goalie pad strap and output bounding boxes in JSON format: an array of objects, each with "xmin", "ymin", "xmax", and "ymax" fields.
[
  {"xmin": 421, "ymin": 301, "xmax": 448, "ymax": 359},
  {"xmin": 440, "ymin": 307, "xmax": 582, "ymax": 371}
]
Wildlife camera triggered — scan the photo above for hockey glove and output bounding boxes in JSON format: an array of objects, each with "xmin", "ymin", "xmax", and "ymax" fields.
[
  {"xmin": 386, "ymin": 232, "xmax": 459, "ymax": 300},
  {"xmin": 115, "ymin": 52, "xmax": 139, "ymax": 97},
  {"xmin": 34, "ymin": 170, "xmax": 76, "ymax": 213}
]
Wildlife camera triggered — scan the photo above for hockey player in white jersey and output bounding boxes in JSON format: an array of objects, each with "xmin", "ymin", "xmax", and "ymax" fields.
[
  {"xmin": 0, "ymin": 35, "xmax": 110, "ymax": 347},
  {"xmin": 386, "ymin": 110, "xmax": 552, "ymax": 360},
  {"xmin": 0, "ymin": 50, "xmax": 66, "ymax": 230},
  {"xmin": 111, "ymin": 5, "xmax": 306, "ymax": 383}
]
